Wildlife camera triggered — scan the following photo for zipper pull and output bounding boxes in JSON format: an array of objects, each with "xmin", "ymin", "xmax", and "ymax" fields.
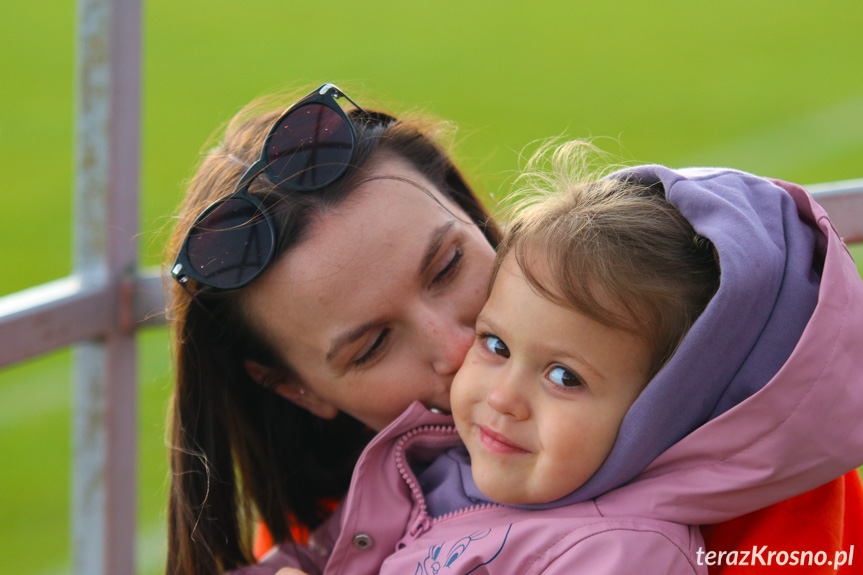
[{"xmin": 407, "ymin": 513, "xmax": 432, "ymax": 538}]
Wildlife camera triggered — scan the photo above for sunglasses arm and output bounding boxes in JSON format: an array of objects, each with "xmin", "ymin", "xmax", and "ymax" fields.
[
  {"xmin": 235, "ymin": 159, "xmax": 269, "ymax": 192},
  {"xmin": 317, "ymin": 83, "xmax": 365, "ymax": 115}
]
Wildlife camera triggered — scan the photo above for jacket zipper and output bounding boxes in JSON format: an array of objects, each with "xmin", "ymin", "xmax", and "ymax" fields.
[{"xmin": 393, "ymin": 425, "xmax": 500, "ymax": 540}]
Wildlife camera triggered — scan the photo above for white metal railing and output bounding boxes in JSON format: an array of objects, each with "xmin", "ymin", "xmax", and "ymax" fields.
[
  {"xmin": 0, "ymin": 0, "xmax": 139, "ymax": 574},
  {"xmin": 0, "ymin": 0, "xmax": 861, "ymax": 571},
  {"xmin": 72, "ymin": 0, "xmax": 142, "ymax": 572},
  {"xmin": 807, "ymin": 179, "xmax": 863, "ymax": 244}
]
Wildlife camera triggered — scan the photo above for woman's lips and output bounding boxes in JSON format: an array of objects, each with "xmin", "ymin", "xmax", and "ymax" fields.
[{"xmin": 478, "ymin": 425, "xmax": 530, "ymax": 455}]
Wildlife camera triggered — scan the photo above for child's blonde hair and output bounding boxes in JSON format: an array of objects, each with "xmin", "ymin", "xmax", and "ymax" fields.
[{"xmin": 493, "ymin": 141, "xmax": 720, "ymax": 377}]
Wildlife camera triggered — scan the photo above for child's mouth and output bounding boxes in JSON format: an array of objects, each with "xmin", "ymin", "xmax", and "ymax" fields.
[{"xmin": 478, "ymin": 425, "xmax": 530, "ymax": 455}]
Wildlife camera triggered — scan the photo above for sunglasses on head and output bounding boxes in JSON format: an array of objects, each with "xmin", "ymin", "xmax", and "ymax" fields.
[{"xmin": 172, "ymin": 83, "xmax": 368, "ymax": 290}]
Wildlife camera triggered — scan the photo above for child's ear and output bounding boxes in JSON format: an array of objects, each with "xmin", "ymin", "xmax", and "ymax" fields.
[{"xmin": 243, "ymin": 359, "xmax": 339, "ymax": 420}]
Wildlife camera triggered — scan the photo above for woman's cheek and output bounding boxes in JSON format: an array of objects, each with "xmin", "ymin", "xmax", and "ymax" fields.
[
  {"xmin": 459, "ymin": 274, "xmax": 491, "ymax": 330},
  {"xmin": 467, "ymin": 239, "xmax": 496, "ymax": 304}
]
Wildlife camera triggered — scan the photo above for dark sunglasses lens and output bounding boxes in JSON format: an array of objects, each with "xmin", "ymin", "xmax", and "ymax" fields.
[
  {"xmin": 186, "ymin": 198, "xmax": 275, "ymax": 288},
  {"xmin": 266, "ymin": 103, "xmax": 354, "ymax": 189}
]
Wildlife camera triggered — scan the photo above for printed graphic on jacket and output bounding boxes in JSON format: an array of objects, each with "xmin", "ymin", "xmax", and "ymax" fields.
[{"xmin": 414, "ymin": 525, "xmax": 512, "ymax": 575}]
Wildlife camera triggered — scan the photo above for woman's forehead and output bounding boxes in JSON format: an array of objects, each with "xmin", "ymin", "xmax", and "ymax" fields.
[
  {"xmin": 242, "ymin": 160, "xmax": 464, "ymax": 352},
  {"xmin": 293, "ymin": 175, "xmax": 458, "ymax": 282}
]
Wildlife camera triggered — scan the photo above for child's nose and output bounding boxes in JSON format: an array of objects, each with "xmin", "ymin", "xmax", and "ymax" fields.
[{"xmin": 486, "ymin": 370, "xmax": 530, "ymax": 420}]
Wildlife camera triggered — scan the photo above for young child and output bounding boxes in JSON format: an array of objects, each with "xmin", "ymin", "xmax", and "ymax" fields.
[{"xmin": 238, "ymin": 143, "xmax": 863, "ymax": 575}]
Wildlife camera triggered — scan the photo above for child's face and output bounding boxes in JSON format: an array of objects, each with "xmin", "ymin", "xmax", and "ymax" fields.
[{"xmin": 451, "ymin": 253, "xmax": 652, "ymax": 505}]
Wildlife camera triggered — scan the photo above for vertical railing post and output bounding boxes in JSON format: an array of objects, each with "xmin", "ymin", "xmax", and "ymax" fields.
[{"xmin": 73, "ymin": 0, "xmax": 141, "ymax": 573}]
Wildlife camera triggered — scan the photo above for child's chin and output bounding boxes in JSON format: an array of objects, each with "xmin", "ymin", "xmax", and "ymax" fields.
[
  {"xmin": 477, "ymin": 484, "xmax": 522, "ymax": 505},
  {"xmin": 472, "ymin": 468, "xmax": 576, "ymax": 506},
  {"xmin": 472, "ymin": 470, "xmax": 527, "ymax": 505}
]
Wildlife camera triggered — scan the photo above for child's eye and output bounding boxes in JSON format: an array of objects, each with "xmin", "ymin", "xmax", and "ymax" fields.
[
  {"xmin": 548, "ymin": 366, "xmax": 582, "ymax": 388},
  {"xmin": 482, "ymin": 334, "xmax": 510, "ymax": 358}
]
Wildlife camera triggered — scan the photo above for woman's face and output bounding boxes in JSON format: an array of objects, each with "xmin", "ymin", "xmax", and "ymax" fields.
[{"xmin": 242, "ymin": 155, "xmax": 497, "ymax": 431}]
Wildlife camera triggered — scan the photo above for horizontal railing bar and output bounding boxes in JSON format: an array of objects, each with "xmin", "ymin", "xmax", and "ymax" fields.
[
  {"xmin": 810, "ymin": 182, "xmax": 863, "ymax": 244},
  {"xmin": 807, "ymin": 178, "xmax": 863, "ymax": 196},
  {"xmin": 133, "ymin": 269, "xmax": 169, "ymax": 327},
  {"xmin": 0, "ymin": 267, "xmax": 165, "ymax": 368},
  {"xmin": 0, "ymin": 275, "xmax": 111, "ymax": 366}
]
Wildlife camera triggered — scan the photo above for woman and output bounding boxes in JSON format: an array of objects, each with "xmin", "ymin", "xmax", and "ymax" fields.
[
  {"xmin": 164, "ymin": 84, "xmax": 861, "ymax": 575},
  {"xmin": 165, "ymin": 83, "xmax": 500, "ymax": 574}
]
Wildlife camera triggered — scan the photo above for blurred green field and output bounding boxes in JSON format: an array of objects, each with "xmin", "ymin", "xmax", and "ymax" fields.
[{"xmin": 2, "ymin": 1, "xmax": 863, "ymax": 573}]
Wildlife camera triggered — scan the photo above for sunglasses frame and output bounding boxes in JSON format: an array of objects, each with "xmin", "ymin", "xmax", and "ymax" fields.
[{"xmin": 172, "ymin": 83, "xmax": 364, "ymax": 289}]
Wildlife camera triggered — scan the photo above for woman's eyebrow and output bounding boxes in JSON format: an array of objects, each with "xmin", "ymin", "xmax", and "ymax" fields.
[{"xmin": 418, "ymin": 220, "xmax": 456, "ymax": 277}]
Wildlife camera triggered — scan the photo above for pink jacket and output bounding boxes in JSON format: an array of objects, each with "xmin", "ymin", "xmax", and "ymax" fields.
[{"xmin": 234, "ymin": 178, "xmax": 863, "ymax": 574}]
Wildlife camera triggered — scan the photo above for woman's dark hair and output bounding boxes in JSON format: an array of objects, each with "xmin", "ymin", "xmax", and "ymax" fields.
[{"xmin": 164, "ymin": 91, "xmax": 501, "ymax": 574}]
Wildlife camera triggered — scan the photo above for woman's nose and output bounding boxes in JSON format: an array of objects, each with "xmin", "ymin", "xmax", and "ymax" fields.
[
  {"xmin": 486, "ymin": 371, "xmax": 529, "ymax": 420},
  {"xmin": 430, "ymin": 322, "xmax": 475, "ymax": 377}
]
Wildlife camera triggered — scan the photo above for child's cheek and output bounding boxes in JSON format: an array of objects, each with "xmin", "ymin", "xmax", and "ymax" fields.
[{"xmin": 450, "ymin": 356, "xmax": 481, "ymax": 424}]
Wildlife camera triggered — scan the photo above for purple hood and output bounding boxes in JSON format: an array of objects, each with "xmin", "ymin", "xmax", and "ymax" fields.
[{"xmin": 533, "ymin": 166, "xmax": 823, "ymax": 507}]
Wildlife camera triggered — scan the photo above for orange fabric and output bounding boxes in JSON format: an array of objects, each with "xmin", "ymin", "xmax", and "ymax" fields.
[
  {"xmin": 252, "ymin": 520, "xmax": 299, "ymax": 560},
  {"xmin": 702, "ymin": 470, "xmax": 863, "ymax": 573},
  {"xmin": 253, "ymin": 498, "xmax": 341, "ymax": 560},
  {"xmin": 253, "ymin": 525, "xmax": 275, "ymax": 560}
]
